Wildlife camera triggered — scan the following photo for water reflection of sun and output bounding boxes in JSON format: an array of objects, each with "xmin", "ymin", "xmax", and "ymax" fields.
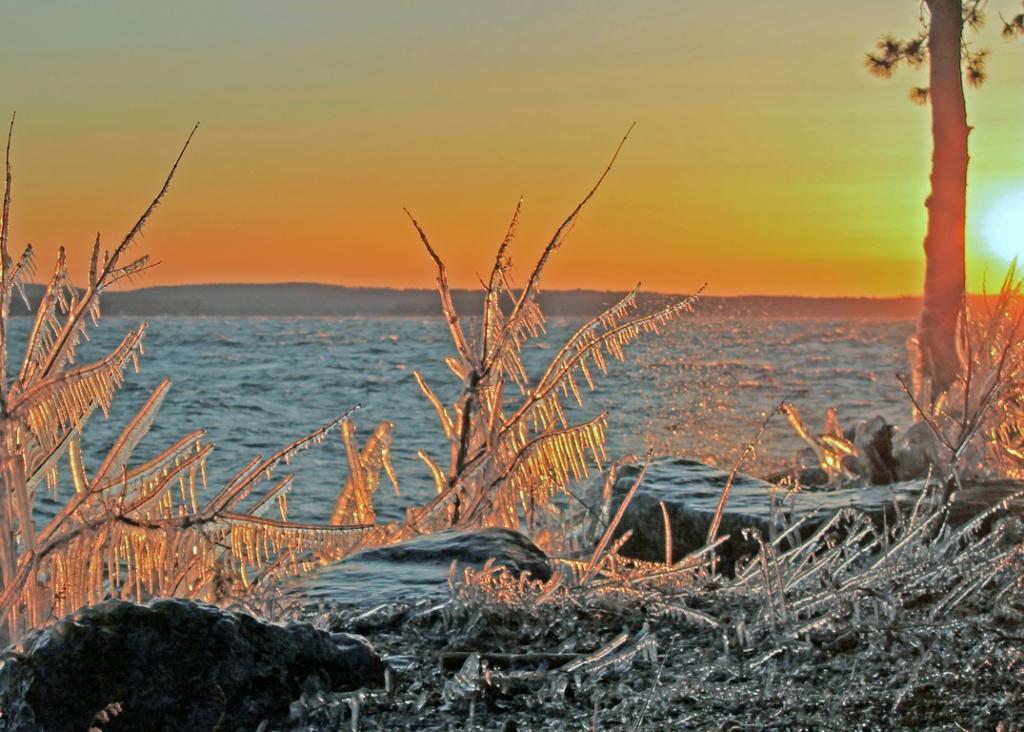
[{"xmin": 984, "ymin": 189, "xmax": 1024, "ymax": 262}]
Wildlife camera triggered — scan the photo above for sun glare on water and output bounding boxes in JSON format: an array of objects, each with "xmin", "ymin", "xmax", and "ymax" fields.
[{"xmin": 985, "ymin": 189, "xmax": 1024, "ymax": 262}]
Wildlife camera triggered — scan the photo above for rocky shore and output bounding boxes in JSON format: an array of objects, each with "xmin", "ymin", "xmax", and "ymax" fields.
[
  {"xmin": 306, "ymin": 574, "xmax": 1024, "ymax": 730},
  {"xmin": 4, "ymin": 456, "xmax": 1024, "ymax": 731}
]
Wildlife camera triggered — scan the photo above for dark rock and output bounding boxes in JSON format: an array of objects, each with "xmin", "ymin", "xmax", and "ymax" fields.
[
  {"xmin": 0, "ymin": 598, "xmax": 384, "ymax": 732},
  {"xmin": 850, "ymin": 416, "xmax": 900, "ymax": 485},
  {"xmin": 893, "ymin": 421, "xmax": 942, "ymax": 481},
  {"xmin": 611, "ymin": 457, "xmax": 1024, "ymax": 575},
  {"xmin": 844, "ymin": 417, "xmax": 943, "ymax": 484},
  {"xmin": 797, "ymin": 467, "xmax": 831, "ymax": 486},
  {"xmin": 773, "ymin": 416, "xmax": 902, "ymax": 487},
  {"xmin": 943, "ymin": 480, "xmax": 1024, "ymax": 533},
  {"xmin": 795, "ymin": 446, "xmax": 820, "ymax": 472},
  {"xmin": 295, "ymin": 528, "xmax": 551, "ymax": 607},
  {"xmin": 611, "ymin": 458, "xmax": 779, "ymax": 573}
]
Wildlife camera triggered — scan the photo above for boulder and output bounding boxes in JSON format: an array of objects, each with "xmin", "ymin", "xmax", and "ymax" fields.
[
  {"xmin": 0, "ymin": 598, "xmax": 384, "ymax": 732},
  {"xmin": 848, "ymin": 416, "xmax": 900, "ymax": 484},
  {"xmin": 776, "ymin": 417, "xmax": 933, "ymax": 486},
  {"xmin": 797, "ymin": 466, "xmax": 831, "ymax": 486},
  {"xmin": 610, "ymin": 457, "xmax": 1024, "ymax": 575},
  {"xmin": 295, "ymin": 527, "xmax": 551, "ymax": 608},
  {"xmin": 893, "ymin": 420, "xmax": 942, "ymax": 481},
  {"xmin": 941, "ymin": 479, "xmax": 1024, "ymax": 531},
  {"xmin": 612, "ymin": 458, "xmax": 788, "ymax": 572}
]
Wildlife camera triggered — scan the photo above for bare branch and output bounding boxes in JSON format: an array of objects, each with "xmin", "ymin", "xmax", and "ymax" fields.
[
  {"xmin": 504, "ymin": 123, "xmax": 635, "ymax": 337},
  {"xmin": 0, "ymin": 112, "xmax": 15, "ymax": 404},
  {"xmin": 36, "ymin": 125, "xmax": 198, "ymax": 381},
  {"xmin": 404, "ymin": 208, "xmax": 474, "ymax": 367}
]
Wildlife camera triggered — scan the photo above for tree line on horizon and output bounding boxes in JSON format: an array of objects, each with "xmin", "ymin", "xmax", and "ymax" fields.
[{"xmin": 4, "ymin": 282, "xmax": 930, "ymax": 318}]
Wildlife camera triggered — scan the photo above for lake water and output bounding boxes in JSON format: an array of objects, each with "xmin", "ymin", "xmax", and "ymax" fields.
[{"xmin": 8, "ymin": 314, "xmax": 915, "ymax": 525}]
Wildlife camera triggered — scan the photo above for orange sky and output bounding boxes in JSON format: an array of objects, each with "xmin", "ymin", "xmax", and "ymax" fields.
[{"xmin": 1, "ymin": 2, "xmax": 1022, "ymax": 297}]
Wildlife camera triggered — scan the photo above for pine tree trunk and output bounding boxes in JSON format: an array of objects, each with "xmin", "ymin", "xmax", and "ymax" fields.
[{"xmin": 919, "ymin": 0, "xmax": 969, "ymax": 398}]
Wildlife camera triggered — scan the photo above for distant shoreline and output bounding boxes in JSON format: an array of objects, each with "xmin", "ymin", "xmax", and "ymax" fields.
[{"xmin": 10, "ymin": 283, "xmax": 924, "ymax": 318}]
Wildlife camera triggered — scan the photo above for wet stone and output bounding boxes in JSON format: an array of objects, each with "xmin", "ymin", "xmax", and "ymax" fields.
[
  {"xmin": 893, "ymin": 420, "xmax": 943, "ymax": 481},
  {"xmin": 774, "ymin": 417, "xmax": 939, "ymax": 486},
  {"xmin": 611, "ymin": 457, "xmax": 1024, "ymax": 574},
  {"xmin": 0, "ymin": 598, "xmax": 384, "ymax": 732},
  {"xmin": 611, "ymin": 458, "xmax": 780, "ymax": 573},
  {"xmin": 295, "ymin": 527, "xmax": 552, "ymax": 608},
  {"xmin": 846, "ymin": 415, "xmax": 900, "ymax": 485}
]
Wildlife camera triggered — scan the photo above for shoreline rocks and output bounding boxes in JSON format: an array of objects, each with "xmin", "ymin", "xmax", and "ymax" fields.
[
  {"xmin": 771, "ymin": 416, "xmax": 942, "ymax": 486},
  {"xmin": 0, "ymin": 531, "xmax": 551, "ymax": 731},
  {"xmin": 0, "ymin": 598, "xmax": 384, "ymax": 732},
  {"xmin": 846, "ymin": 415, "xmax": 900, "ymax": 484},
  {"xmin": 611, "ymin": 458, "xmax": 779, "ymax": 572},
  {"xmin": 295, "ymin": 527, "xmax": 552, "ymax": 609},
  {"xmin": 611, "ymin": 457, "xmax": 1024, "ymax": 574}
]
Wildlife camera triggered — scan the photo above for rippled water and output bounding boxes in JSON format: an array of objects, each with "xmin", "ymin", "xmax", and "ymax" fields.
[{"xmin": 7, "ymin": 315, "xmax": 914, "ymax": 524}]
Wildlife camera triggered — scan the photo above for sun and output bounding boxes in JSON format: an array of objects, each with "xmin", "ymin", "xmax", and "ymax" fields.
[{"xmin": 984, "ymin": 189, "xmax": 1024, "ymax": 262}]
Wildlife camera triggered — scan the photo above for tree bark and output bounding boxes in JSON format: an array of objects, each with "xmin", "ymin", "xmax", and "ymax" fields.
[{"xmin": 919, "ymin": 0, "xmax": 969, "ymax": 398}]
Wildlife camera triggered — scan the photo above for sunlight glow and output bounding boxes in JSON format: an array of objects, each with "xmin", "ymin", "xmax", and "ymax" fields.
[{"xmin": 985, "ymin": 189, "xmax": 1024, "ymax": 262}]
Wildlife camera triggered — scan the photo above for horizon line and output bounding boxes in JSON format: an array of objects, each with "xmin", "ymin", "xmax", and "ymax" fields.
[{"xmin": 90, "ymin": 280, "xmax": 935, "ymax": 301}]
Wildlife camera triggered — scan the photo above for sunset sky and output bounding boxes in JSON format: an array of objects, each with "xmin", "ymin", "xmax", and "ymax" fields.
[{"xmin": 1, "ymin": 2, "xmax": 1022, "ymax": 297}]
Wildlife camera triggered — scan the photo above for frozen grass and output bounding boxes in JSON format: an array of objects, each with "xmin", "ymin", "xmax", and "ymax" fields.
[
  {"xmin": 0, "ymin": 123, "xmax": 394, "ymax": 644},
  {"xmin": 296, "ymin": 479, "xmax": 1024, "ymax": 730},
  {"xmin": 0, "ymin": 123, "xmax": 701, "ymax": 645},
  {"xmin": 4, "ymin": 117, "xmax": 1024, "ymax": 728},
  {"xmin": 394, "ymin": 125, "xmax": 700, "ymax": 543},
  {"xmin": 776, "ymin": 266, "xmax": 1024, "ymax": 495},
  {"xmin": 906, "ymin": 266, "xmax": 1024, "ymax": 485}
]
